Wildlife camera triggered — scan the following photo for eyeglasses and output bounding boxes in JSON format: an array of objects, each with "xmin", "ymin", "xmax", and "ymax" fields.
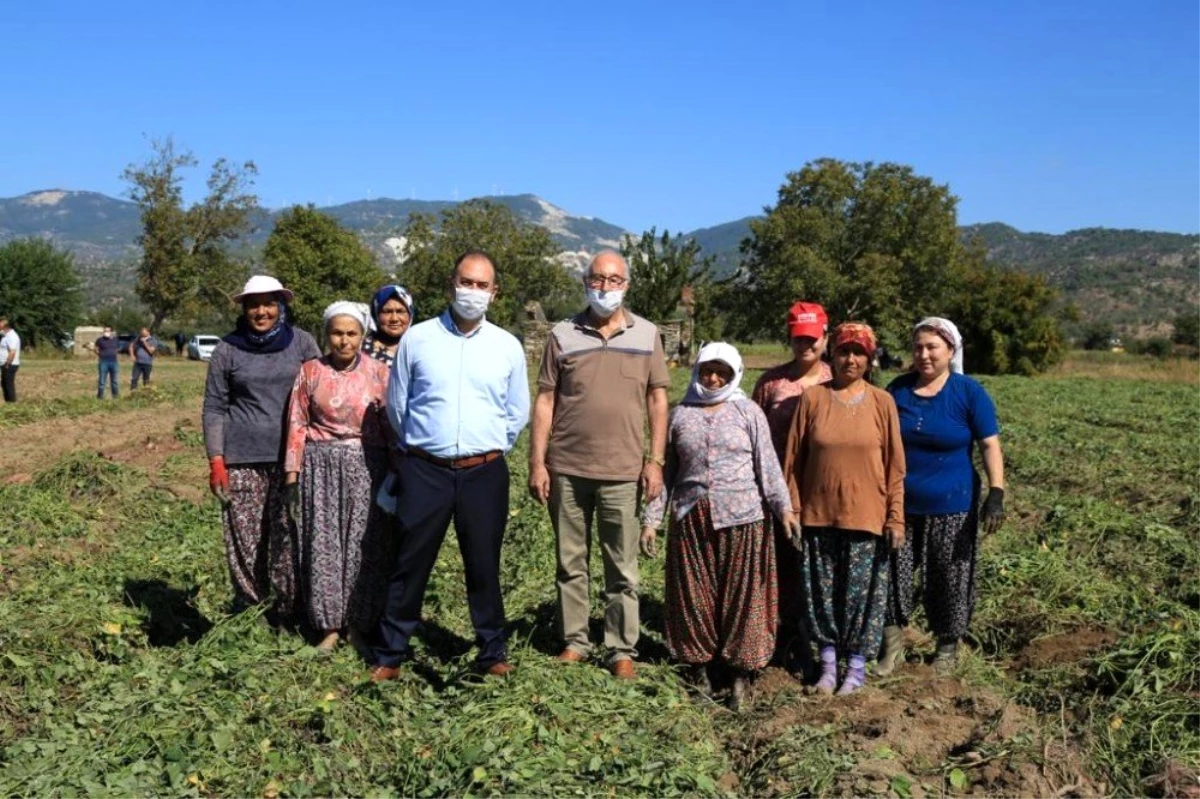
[{"xmin": 584, "ymin": 274, "xmax": 628, "ymax": 289}]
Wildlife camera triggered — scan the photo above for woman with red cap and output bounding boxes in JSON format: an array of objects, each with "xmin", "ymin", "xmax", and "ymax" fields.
[
  {"xmin": 783, "ymin": 322, "xmax": 906, "ymax": 695},
  {"xmin": 751, "ymin": 301, "xmax": 832, "ymax": 673}
]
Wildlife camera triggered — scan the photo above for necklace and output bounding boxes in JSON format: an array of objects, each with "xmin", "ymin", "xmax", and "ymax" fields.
[{"xmin": 830, "ymin": 384, "xmax": 868, "ymax": 416}]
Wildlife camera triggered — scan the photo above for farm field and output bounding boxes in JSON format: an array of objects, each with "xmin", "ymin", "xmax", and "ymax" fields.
[{"xmin": 0, "ymin": 353, "xmax": 1196, "ymax": 797}]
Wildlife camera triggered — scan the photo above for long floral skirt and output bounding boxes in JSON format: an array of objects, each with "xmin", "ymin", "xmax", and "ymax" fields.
[
  {"xmin": 802, "ymin": 527, "xmax": 890, "ymax": 657},
  {"xmin": 886, "ymin": 511, "xmax": 977, "ymax": 639},
  {"xmin": 223, "ymin": 464, "xmax": 298, "ymax": 617},
  {"xmin": 298, "ymin": 441, "xmax": 388, "ymax": 632},
  {"xmin": 664, "ymin": 498, "xmax": 778, "ymax": 671}
]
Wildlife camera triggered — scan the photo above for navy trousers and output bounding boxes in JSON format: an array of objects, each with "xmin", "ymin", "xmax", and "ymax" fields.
[{"xmin": 374, "ymin": 455, "xmax": 510, "ymax": 668}]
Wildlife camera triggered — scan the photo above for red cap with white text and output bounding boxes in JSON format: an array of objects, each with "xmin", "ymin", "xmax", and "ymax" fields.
[{"xmin": 787, "ymin": 301, "xmax": 828, "ymax": 339}]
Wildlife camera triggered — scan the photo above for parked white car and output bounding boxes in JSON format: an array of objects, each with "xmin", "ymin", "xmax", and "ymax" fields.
[{"xmin": 187, "ymin": 335, "xmax": 221, "ymax": 361}]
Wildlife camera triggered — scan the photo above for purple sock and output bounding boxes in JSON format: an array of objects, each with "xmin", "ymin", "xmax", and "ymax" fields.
[
  {"xmin": 837, "ymin": 653, "xmax": 866, "ymax": 695},
  {"xmin": 816, "ymin": 646, "xmax": 838, "ymax": 691}
]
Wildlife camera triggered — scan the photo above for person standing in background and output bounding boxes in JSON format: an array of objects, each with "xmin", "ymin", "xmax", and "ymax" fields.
[
  {"xmin": 129, "ymin": 327, "xmax": 158, "ymax": 390},
  {"xmin": 175, "ymin": 331, "xmax": 187, "ymax": 356},
  {"xmin": 94, "ymin": 326, "xmax": 122, "ymax": 399},
  {"xmin": 362, "ymin": 285, "xmax": 415, "ymax": 367},
  {"xmin": 0, "ymin": 316, "xmax": 20, "ymax": 403}
]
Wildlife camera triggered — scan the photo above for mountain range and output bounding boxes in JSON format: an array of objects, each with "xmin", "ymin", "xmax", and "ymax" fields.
[{"xmin": 1, "ymin": 189, "xmax": 1195, "ymax": 333}]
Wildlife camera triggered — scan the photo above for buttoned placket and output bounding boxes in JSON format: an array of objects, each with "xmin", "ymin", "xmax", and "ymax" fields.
[{"xmin": 580, "ymin": 320, "xmax": 627, "ymax": 389}]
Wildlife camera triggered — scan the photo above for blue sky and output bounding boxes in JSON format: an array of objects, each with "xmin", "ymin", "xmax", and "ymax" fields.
[{"xmin": 2, "ymin": 0, "xmax": 1197, "ymax": 234}]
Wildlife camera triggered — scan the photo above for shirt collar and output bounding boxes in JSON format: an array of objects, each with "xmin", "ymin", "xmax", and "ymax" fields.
[
  {"xmin": 572, "ymin": 309, "xmax": 633, "ymax": 337},
  {"xmin": 440, "ymin": 308, "xmax": 486, "ymax": 338}
]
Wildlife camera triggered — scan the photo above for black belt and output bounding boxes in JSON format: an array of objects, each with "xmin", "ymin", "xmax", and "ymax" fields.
[{"xmin": 408, "ymin": 448, "xmax": 502, "ymax": 470}]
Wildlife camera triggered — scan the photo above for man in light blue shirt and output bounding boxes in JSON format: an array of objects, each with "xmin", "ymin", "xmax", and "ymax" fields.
[{"xmin": 371, "ymin": 250, "xmax": 530, "ymax": 681}]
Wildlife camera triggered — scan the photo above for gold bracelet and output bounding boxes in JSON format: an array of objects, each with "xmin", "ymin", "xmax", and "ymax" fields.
[{"xmin": 644, "ymin": 455, "xmax": 666, "ymax": 467}]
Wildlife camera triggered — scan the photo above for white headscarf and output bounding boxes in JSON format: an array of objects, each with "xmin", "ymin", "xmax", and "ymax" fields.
[
  {"xmin": 914, "ymin": 316, "xmax": 964, "ymax": 374},
  {"xmin": 683, "ymin": 342, "xmax": 747, "ymax": 405},
  {"xmin": 323, "ymin": 300, "xmax": 371, "ymax": 333}
]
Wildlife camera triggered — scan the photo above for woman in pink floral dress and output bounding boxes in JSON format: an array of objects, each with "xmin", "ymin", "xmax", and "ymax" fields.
[
  {"xmin": 642, "ymin": 342, "xmax": 799, "ymax": 710},
  {"xmin": 284, "ymin": 302, "xmax": 390, "ymax": 650}
]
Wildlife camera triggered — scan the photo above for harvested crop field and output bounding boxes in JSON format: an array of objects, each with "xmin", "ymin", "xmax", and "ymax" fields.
[{"xmin": 0, "ymin": 354, "xmax": 1196, "ymax": 797}]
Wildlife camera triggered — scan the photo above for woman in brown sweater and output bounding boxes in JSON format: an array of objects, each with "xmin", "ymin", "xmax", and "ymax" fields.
[{"xmin": 783, "ymin": 322, "xmax": 906, "ymax": 695}]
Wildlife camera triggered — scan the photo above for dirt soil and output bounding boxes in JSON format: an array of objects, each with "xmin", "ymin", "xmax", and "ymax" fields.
[
  {"xmin": 746, "ymin": 665, "xmax": 1100, "ymax": 798},
  {"xmin": 0, "ymin": 401, "xmax": 204, "ymax": 493},
  {"xmin": 1011, "ymin": 628, "xmax": 1120, "ymax": 672}
]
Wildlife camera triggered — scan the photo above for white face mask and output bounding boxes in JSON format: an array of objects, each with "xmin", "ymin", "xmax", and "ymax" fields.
[
  {"xmin": 586, "ymin": 288, "xmax": 625, "ymax": 318},
  {"xmin": 452, "ymin": 287, "xmax": 492, "ymax": 321}
]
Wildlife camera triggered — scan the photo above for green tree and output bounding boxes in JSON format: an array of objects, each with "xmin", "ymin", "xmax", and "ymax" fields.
[
  {"xmin": 1172, "ymin": 311, "xmax": 1199, "ymax": 348},
  {"xmin": 731, "ymin": 159, "xmax": 965, "ymax": 348},
  {"xmin": 398, "ymin": 200, "xmax": 576, "ymax": 328},
  {"xmin": 263, "ymin": 205, "xmax": 382, "ymax": 331},
  {"xmin": 122, "ymin": 138, "xmax": 259, "ymax": 332},
  {"xmin": 84, "ymin": 305, "xmax": 152, "ymax": 336},
  {"xmin": 0, "ymin": 238, "xmax": 84, "ymax": 348},
  {"xmin": 949, "ymin": 254, "xmax": 1067, "ymax": 375},
  {"xmin": 621, "ymin": 227, "xmax": 714, "ymax": 318},
  {"xmin": 1081, "ymin": 321, "xmax": 1116, "ymax": 351}
]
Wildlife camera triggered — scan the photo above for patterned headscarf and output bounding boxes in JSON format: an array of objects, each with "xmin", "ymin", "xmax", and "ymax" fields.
[
  {"xmin": 914, "ymin": 316, "xmax": 964, "ymax": 374},
  {"xmin": 370, "ymin": 285, "xmax": 415, "ymax": 326},
  {"xmin": 831, "ymin": 322, "xmax": 877, "ymax": 357}
]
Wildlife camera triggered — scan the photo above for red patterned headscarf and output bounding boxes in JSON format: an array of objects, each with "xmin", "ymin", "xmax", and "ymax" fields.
[{"xmin": 832, "ymin": 322, "xmax": 877, "ymax": 357}]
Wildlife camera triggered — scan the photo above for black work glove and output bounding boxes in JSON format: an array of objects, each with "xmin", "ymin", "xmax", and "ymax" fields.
[
  {"xmin": 980, "ymin": 487, "xmax": 1005, "ymax": 535},
  {"xmin": 283, "ymin": 482, "xmax": 301, "ymax": 523}
]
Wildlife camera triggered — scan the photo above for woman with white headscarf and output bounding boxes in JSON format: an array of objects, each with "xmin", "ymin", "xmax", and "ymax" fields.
[
  {"xmin": 879, "ymin": 317, "xmax": 1006, "ymax": 675},
  {"xmin": 641, "ymin": 343, "xmax": 798, "ymax": 710},
  {"xmin": 283, "ymin": 301, "xmax": 391, "ymax": 650}
]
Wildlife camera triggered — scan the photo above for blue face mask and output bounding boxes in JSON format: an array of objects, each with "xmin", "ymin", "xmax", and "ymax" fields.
[{"xmin": 586, "ymin": 288, "xmax": 624, "ymax": 318}]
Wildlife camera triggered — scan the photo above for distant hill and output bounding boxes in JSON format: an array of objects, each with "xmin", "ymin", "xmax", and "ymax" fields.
[
  {"xmin": 681, "ymin": 216, "xmax": 759, "ymax": 278},
  {"xmin": 961, "ymin": 223, "xmax": 1199, "ymax": 334},
  {"xmin": 0, "ymin": 189, "xmax": 1194, "ymax": 332},
  {"xmin": 0, "ymin": 189, "xmax": 635, "ymax": 308}
]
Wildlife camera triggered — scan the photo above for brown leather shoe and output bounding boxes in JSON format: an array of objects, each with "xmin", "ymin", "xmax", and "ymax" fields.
[
  {"xmin": 481, "ymin": 660, "xmax": 514, "ymax": 677},
  {"xmin": 368, "ymin": 665, "xmax": 401, "ymax": 683},
  {"xmin": 557, "ymin": 649, "xmax": 586, "ymax": 663},
  {"xmin": 611, "ymin": 659, "xmax": 637, "ymax": 680}
]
